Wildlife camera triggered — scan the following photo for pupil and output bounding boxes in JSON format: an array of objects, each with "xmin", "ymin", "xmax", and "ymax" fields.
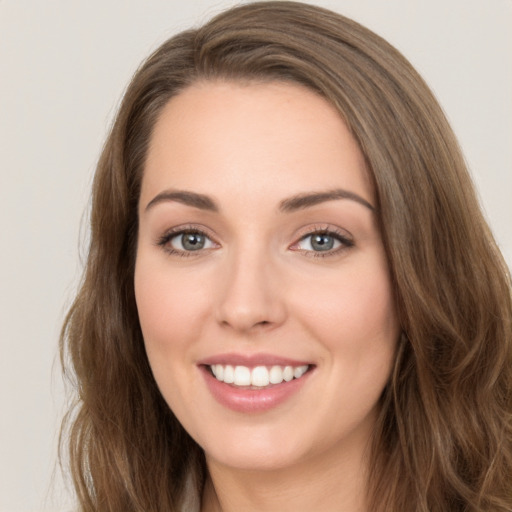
[
  {"xmin": 182, "ymin": 233, "xmax": 205, "ymax": 251},
  {"xmin": 311, "ymin": 234, "xmax": 334, "ymax": 251}
]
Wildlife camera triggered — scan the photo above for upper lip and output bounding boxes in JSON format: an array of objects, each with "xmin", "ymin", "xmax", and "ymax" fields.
[{"xmin": 197, "ymin": 352, "xmax": 313, "ymax": 368}]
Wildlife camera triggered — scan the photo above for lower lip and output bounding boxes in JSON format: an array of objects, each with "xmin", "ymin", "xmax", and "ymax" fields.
[{"xmin": 200, "ymin": 366, "xmax": 312, "ymax": 413}]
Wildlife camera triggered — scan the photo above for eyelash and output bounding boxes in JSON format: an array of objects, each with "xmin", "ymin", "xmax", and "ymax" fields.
[
  {"xmin": 291, "ymin": 226, "xmax": 354, "ymax": 258},
  {"xmin": 156, "ymin": 225, "xmax": 354, "ymax": 258},
  {"xmin": 156, "ymin": 224, "xmax": 217, "ymax": 258}
]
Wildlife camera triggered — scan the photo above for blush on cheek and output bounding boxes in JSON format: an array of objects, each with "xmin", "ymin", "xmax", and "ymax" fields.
[
  {"xmin": 293, "ymin": 268, "xmax": 398, "ymax": 363},
  {"xmin": 135, "ymin": 266, "xmax": 213, "ymax": 365}
]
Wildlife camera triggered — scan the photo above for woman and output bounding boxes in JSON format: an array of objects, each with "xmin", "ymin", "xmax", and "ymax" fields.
[{"xmin": 60, "ymin": 2, "xmax": 512, "ymax": 511}]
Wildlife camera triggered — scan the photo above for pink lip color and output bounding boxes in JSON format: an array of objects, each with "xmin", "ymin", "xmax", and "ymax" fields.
[
  {"xmin": 198, "ymin": 356, "xmax": 313, "ymax": 413},
  {"xmin": 198, "ymin": 352, "xmax": 311, "ymax": 368}
]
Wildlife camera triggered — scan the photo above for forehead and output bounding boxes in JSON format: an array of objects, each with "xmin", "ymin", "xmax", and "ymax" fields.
[{"xmin": 141, "ymin": 80, "xmax": 373, "ymax": 210}]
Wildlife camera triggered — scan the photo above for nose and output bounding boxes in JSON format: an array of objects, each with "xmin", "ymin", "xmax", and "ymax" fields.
[{"xmin": 215, "ymin": 246, "xmax": 287, "ymax": 334}]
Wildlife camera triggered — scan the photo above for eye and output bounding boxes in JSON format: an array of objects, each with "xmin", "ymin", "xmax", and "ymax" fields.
[
  {"xmin": 291, "ymin": 228, "xmax": 354, "ymax": 256},
  {"xmin": 299, "ymin": 233, "xmax": 339, "ymax": 252},
  {"xmin": 157, "ymin": 228, "xmax": 217, "ymax": 256}
]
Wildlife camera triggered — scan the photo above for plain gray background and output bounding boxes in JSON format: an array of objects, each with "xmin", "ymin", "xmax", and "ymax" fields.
[{"xmin": 1, "ymin": 1, "xmax": 511, "ymax": 510}]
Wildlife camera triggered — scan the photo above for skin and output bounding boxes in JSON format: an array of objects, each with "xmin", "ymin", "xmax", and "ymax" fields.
[{"xmin": 135, "ymin": 80, "xmax": 400, "ymax": 512}]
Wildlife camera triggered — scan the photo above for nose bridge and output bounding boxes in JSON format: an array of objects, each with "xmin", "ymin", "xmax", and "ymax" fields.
[{"xmin": 216, "ymin": 237, "xmax": 286, "ymax": 332}]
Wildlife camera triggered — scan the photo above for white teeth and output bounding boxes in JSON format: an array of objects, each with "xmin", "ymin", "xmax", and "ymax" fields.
[
  {"xmin": 210, "ymin": 363, "xmax": 310, "ymax": 387},
  {"xmin": 251, "ymin": 366, "xmax": 270, "ymax": 387},
  {"xmin": 234, "ymin": 366, "xmax": 251, "ymax": 386},
  {"xmin": 283, "ymin": 366, "xmax": 294, "ymax": 382},
  {"xmin": 269, "ymin": 365, "xmax": 283, "ymax": 384},
  {"xmin": 294, "ymin": 365, "xmax": 307, "ymax": 378},
  {"xmin": 223, "ymin": 365, "xmax": 234, "ymax": 384}
]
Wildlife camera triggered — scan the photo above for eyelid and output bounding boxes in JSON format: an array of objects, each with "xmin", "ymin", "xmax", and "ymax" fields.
[
  {"xmin": 289, "ymin": 224, "xmax": 354, "ymax": 257},
  {"xmin": 155, "ymin": 224, "xmax": 220, "ymax": 256},
  {"xmin": 155, "ymin": 223, "xmax": 353, "ymax": 258}
]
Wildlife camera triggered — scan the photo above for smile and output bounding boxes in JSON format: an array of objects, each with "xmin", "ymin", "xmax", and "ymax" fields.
[
  {"xmin": 210, "ymin": 364, "xmax": 310, "ymax": 388},
  {"xmin": 199, "ymin": 355, "xmax": 315, "ymax": 413}
]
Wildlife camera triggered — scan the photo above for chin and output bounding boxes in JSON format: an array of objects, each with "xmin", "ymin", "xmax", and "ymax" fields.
[
  {"xmin": 206, "ymin": 446, "xmax": 304, "ymax": 472},
  {"xmin": 197, "ymin": 422, "xmax": 314, "ymax": 472}
]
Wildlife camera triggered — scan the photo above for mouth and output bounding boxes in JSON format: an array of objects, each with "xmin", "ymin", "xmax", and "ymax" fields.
[
  {"xmin": 198, "ymin": 355, "xmax": 315, "ymax": 413},
  {"xmin": 207, "ymin": 363, "xmax": 311, "ymax": 388}
]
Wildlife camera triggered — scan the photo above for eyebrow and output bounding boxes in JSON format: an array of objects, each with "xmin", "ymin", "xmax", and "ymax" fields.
[
  {"xmin": 145, "ymin": 190, "xmax": 219, "ymax": 213},
  {"xmin": 279, "ymin": 189, "xmax": 375, "ymax": 213},
  {"xmin": 144, "ymin": 187, "xmax": 375, "ymax": 214}
]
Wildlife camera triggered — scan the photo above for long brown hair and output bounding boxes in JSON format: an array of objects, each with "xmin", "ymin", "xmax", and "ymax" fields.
[{"xmin": 60, "ymin": 2, "xmax": 512, "ymax": 510}]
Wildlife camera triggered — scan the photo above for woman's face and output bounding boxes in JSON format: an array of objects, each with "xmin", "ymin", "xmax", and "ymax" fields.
[{"xmin": 135, "ymin": 81, "xmax": 399, "ymax": 472}]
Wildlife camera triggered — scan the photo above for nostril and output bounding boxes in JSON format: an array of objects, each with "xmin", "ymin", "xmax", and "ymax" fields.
[{"xmin": 254, "ymin": 320, "xmax": 273, "ymax": 329}]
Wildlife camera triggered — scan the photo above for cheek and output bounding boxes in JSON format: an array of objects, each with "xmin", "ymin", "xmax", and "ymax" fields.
[
  {"xmin": 293, "ymin": 257, "xmax": 398, "ymax": 363},
  {"xmin": 134, "ymin": 259, "xmax": 211, "ymax": 367},
  {"xmin": 291, "ymin": 259, "xmax": 399, "ymax": 436},
  {"xmin": 134, "ymin": 258, "xmax": 216, "ymax": 420}
]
